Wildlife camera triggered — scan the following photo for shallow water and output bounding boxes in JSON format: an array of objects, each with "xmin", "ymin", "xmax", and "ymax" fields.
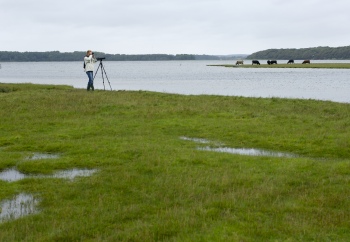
[
  {"xmin": 0, "ymin": 193, "xmax": 40, "ymax": 223},
  {"xmin": 0, "ymin": 168, "xmax": 98, "ymax": 182},
  {"xmin": 198, "ymin": 146, "xmax": 296, "ymax": 158},
  {"xmin": 0, "ymin": 169, "xmax": 26, "ymax": 182},
  {"xmin": 181, "ymin": 136, "xmax": 296, "ymax": 158},
  {"xmin": 52, "ymin": 168, "xmax": 98, "ymax": 180},
  {"xmin": 26, "ymin": 153, "xmax": 60, "ymax": 160},
  {"xmin": 180, "ymin": 136, "xmax": 211, "ymax": 144}
]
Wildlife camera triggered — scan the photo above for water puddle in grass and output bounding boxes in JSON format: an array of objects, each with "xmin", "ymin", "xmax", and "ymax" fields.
[
  {"xmin": 198, "ymin": 146, "xmax": 296, "ymax": 158},
  {"xmin": 51, "ymin": 168, "xmax": 98, "ymax": 180},
  {"xmin": 181, "ymin": 136, "xmax": 297, "ymax": 158},
  {"xmin": 0, "ymin": 153, "xmax": 97, "ymax": 223},
  {"xmin": 0, "ymin": 168, "xmax": 98, "ymax": 182},
  {"xmin": 26, "ymin": 153, "xmax": 60, "ymax": 160},
  {"xmin": 0, "ymin": 169, "xmax": 26, "ymax": 182},
  {"xmin": 180, "ymin": 136, "xmax": 211, "ymax": 144},
  {"xmin": 179, "ymin": 136, "xmax": 224, "ymax": 146},
  {"xmin": 0, "ymin": 193, "xmax": 40, "ymax": 223}
]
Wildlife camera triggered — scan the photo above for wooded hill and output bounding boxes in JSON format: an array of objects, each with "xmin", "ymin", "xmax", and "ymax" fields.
[
  {"xmin": 247, "ymin": 46, "xmax": 350, "ymax": 60},
  {"xmin": 0, "ymin": 51, "xmax": 247, "ymax": 62}
]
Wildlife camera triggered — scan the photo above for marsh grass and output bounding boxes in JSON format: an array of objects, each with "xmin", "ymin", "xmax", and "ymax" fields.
[
  {"xmin": 0, "ymin": 83, "xmax": 350, "ymax": 241},
  {"xmin": 209, "ymin": 63, "xmax": 350, "ymax": 69}
]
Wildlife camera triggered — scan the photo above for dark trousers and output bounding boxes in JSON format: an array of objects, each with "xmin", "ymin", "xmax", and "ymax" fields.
[{"xmin": 86, "ymin": 71, "xmax": 94, "ymax": 90}]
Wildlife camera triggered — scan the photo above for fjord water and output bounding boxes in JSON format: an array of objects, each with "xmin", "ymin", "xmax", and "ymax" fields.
[{"xmin": 0, "ymin": 60, "xmax": 349, "ymax": 103}]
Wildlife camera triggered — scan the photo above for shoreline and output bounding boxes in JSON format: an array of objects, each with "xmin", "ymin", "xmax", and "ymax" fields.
[
  {"xmin": 208, "ymin": 63, "xmax": 350, "ymax": 69},
  {"xmin": 1, "ymin": 83, "xmax": 350, "ymax": 105}
]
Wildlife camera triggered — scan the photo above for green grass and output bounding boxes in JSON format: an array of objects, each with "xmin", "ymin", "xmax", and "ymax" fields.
[
  {"xmin": 1, "ymin": 83, "xmax": 350, "ymax": 241},
  {"xmin": 209, "ymin": 63, "xmax": 350, "ymax": 69}
]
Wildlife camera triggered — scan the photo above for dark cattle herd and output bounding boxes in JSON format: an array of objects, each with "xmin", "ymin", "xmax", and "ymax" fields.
[
  {"xmin": 235, "ymin": 59, "xmax": 311, "ymax": 65},
  {"xmin": 267, "ymin": 60, "xmax": 277, "ymax": 65}
]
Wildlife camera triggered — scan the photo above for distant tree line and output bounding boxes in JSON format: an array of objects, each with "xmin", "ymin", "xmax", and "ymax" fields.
[
  {"xmin": 247, "ymin": 46, "xmax": 350, "ymax": 60},
  {"xmin": 0, "ymin": 51, "xmax": 246, "ymax": 62},
  {"xmin": 105, "ymin": 53, "xmax": 198, "ymax": 61},
  {"xmin": 0, "ymin": 51, "xmax": 86, "ymax": 62}
]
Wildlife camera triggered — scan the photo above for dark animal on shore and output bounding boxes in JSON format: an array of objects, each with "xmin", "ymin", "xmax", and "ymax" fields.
[
  {"xmin": 270, "ymin": 60, "xmax": 277, "ymax": 65},
  {"xmin": 287, "ymin": 60, "xmax": 294, "ymax": 64},
  {"xmin": 236, "ymin": 60, "xmax": 244, "ymax": 65},
  {"xmin": 252, "ymin": 60, "xmax": 260, "ymax": 65},
  {"xmin": 302, "ymin": 60, "xmax": 310, "ymax": 64}
]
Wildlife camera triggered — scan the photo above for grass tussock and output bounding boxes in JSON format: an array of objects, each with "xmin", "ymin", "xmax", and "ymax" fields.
[{"xmin": 0, "ymin": 83, "xmax": 350, "ymax": 241}]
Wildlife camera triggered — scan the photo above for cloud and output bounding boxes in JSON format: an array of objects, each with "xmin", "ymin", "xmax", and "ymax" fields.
[{"xmin": 1, "ymin": 0, "xmax": 350, "ymax": 54}]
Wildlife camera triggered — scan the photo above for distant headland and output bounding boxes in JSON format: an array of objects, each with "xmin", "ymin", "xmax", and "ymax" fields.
[{"xmin": 247, "ymin": 45, "xmax": 350, "ymax": 60}]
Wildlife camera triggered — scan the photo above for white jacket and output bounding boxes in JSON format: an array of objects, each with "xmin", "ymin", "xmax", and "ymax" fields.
[{"xmin": 84, "ymin": 55, "xmax": 97, "ymax": 72}]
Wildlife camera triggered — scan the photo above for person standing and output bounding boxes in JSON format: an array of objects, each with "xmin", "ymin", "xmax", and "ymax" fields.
[{"xmin": 84, "ymin": 50, "xmax": 97, "ymax": 91}]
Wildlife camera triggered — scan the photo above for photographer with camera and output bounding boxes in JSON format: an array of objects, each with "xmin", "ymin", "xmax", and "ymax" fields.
[{"xmin": 84, "ymin": 50, "xmax": 97, "ymax": 91}]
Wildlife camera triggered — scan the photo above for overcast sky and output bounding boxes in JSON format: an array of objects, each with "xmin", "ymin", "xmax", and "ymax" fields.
[{"xmin": 1, "ymin": 0, "xmax": 349, "ymax": 55}]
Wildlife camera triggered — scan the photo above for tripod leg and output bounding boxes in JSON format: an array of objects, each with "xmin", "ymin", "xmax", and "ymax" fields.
[
  {"xmin": 93, "ymin": 63, "xmax": 102, "ymax": 81},
  {"xmin": 93, "ymin": 61, "xmax": 112, "ymax": 91},
  {"xmin": 102, "ymin": 65, "xmax": 113, "ymax": 91},
  {"xmin": 91, "ymin": 62, "xmax": 103, "ymax": 91},
  {"xmin": 101, "ymin": 66, "xmax": 105, "ymax": 90}
]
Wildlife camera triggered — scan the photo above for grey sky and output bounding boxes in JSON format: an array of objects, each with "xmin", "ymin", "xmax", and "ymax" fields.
[{"xmin": 1, "ymin": 0, "xmax": 349, "ymax": 55}]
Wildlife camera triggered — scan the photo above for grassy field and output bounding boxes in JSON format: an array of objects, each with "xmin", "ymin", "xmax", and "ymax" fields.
[
  {"xmin": 209, "ymin": 63, "xmax": 350, "ymax": 69},
  {"xmin": 1, "ymin": 83, "xmax": 350, "ymax": 241}
]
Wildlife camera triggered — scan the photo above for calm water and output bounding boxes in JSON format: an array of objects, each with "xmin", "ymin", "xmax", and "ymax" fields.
[
  {"xmin": 0, "ymin": 168, "xmax": 98, "ymax": 182},
  {"xmin": 180, "ymin": 136, "xmax": 297, "ymax": 158},
  {"xmin": 0, "ymin": 60, "xmax": 349, "ymax": 103},
  {"xmin": 0, "ymin": 193, "xmax": 39, "ymax": 223}
]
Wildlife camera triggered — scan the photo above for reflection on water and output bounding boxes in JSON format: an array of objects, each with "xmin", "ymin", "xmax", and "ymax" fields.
[
  {"xmin": 180, "ymin": 136, "xmax": 211, "ymax": 144},
  {"xmin": 52, "ymin": 168, "xmax": 97, "ymax": 180},
  {"xmin": 0, "ymin": 168, "xmax": 98, "ymax": 182},
  {"xmin": 198, "ymin": 146, "xmax": 296, "ymax": 158},
  {"xmin": 26, "ymin": 153, "xmax": 60, "ymax": 160},
  {"xmin": 0, "ymin": 152, "xmax": 98, "ymax": 223},
  {"xmin": 0, "ymin": 169, "xmax": 26, "ymax": 182},
  {"xmin": 181, "ymin": 136, "xmax": 296, "ymax": 158},
  {"xmin": 0, "ymin": 193, "xmax": 40, "ymax": 223},
  {"xmin": 179, "ymin": 136, "xmax": 224, "ymax": 145}
]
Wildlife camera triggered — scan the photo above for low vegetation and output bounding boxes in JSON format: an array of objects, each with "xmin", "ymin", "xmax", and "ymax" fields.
[
  {"xmin": 209, "ymin": 63, "xmax": 350, "ymax": 69},
  {"xmin": 1, "ymin": 83, "xmax": 350, "ymax": 241}
]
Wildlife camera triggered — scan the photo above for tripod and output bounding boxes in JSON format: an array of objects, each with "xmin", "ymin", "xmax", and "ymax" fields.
[{"xmin": 93, "ymin": 58, "xmax": 112, "ymax": 90}]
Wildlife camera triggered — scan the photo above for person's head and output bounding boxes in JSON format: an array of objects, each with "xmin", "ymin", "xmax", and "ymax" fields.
[{"xmin": 86, "ymin": 50, "xmax": 92, "ymax": 56}]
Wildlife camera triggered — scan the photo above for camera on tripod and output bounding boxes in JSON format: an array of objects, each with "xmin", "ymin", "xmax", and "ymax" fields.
[{"xmin": 92, "ymin": 56, "xmax": 112, "ymax": 91}]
